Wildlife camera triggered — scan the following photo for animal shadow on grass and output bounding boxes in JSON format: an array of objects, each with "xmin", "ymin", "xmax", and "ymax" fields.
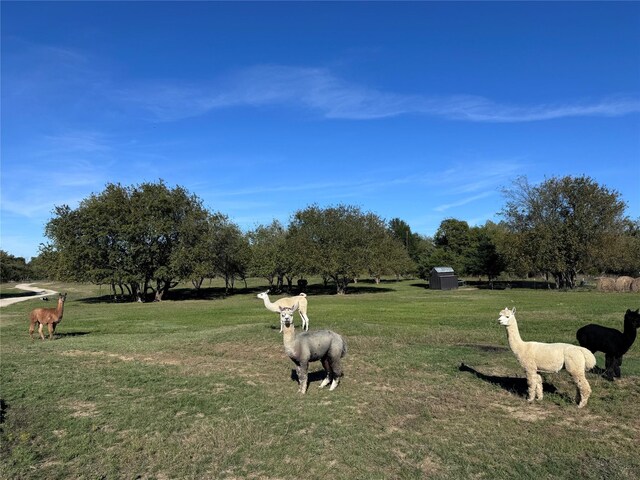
[
  {"xmin": 290, "ymin": 369, "xmax": 327, "ymax": 385},
  {"xmin": 55, "ymin": 331, "xmax": 90, "ymax": 338},
  {"xmin": 459, "ymin": 362, "xmax": 558, "ymax": 398},
  {"xmin": 0, "ymin": 399, "xmax": 7, "ymax": 429}
]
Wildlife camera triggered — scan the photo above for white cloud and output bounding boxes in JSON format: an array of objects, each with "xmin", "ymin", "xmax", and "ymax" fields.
[
  {"xmin": 7, "ymin": 40, "xmax": 639, "ymax": 124},
  {"xmin": 118, "ymin": 64, "xmax": 640, "ymax": 123},
  {"xmin": 434, "ymin": 192, "xmax": 495, "ymax": 212}
]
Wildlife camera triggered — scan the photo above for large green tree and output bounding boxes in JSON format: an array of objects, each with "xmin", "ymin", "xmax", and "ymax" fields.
[
  {"xmin": 501, "ymin": 175, "xmax": 628, "ymax": 288},
  {"xmin": 591, "ymin": 217, "xmax": 640, "ymax": 276},
  {"xmin": 248, "ymin": 220, "xmax": 295, "ymax": 292},
  {"xmin": 465, "ymin": 222, "xmax": 507, "ymax": 281},
  {"xmin": 214, "ymin": 221, "xmax": 251, "ymax": 294},
  {"xmin": 171, "ymin": 212, "xmax": 227, "ymax": 291},
  {"xmin": 288, "ymin": 205, "xmax": 411, "ymax": 294},
  {"xmin": 388, "ymin": 218, "xmax": 423, "ymax": 263},
  {"xmin": 0, "ymin": 250, "xmax": 31, "ymax": 282},
  {"xmin": 430, "ymin": 218, "xmax": 471, "ymax": 274},
  {"xmin": 44, "ymin": 181, "xmax": 212, "ymax": 301}
]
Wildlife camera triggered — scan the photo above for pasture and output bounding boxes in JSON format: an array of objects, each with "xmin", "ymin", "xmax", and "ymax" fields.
[{"xmin": 1, "ymin": 280, "xmax": 639, "ymax": 479}]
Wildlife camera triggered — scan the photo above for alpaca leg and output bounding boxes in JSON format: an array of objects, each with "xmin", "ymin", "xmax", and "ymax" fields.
[
  {"xmin": 574, "ymin": 374, "xmax": 591, "ymax": 408},
  {"xmin": 603, "ymin": 354, "xmax": 615, "ymax": 381},
  {"xmin": 565, "ymin": 350, "xmax": 591, "ymax": 407},
  {"xmin": 297, "ymin": 362, "xmax": 309, "ymax": 394},
  {"xmin": 319, "ymin": 358, "xmax": 331, "ymax": 388},
  {"xmin": 29, "ymin": 322, "xmax": 36, "ymax": 340},
  {"xmin": 38, "ymin": 323, "xmax": 45, "ymax": 341},
  {"xmin": 614, "ymin": 357, "xmax": 622, "ymax": 378},
  {"xmin": 300, "ymin": 313, "xmax": 309, "ymax": 331},
  {"xmin": 526, "ymin": 372, "xmax": 537, "ymax": 402},
  {"xmin": 329, "ymin": 358, "xmax": 343, "ymax": 391},
  {"xmin": 535, "ymin": 374, "xmax": 544, "ymax": 400},
  {"xmin": 47, "ymin": 323, "xmax": 54, "ymax": 340}
]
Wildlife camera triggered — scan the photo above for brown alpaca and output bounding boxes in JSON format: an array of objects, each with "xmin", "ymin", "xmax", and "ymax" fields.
[{"xmin": 29, "ymin": 293, "xmax": 67, "ymax": 340}]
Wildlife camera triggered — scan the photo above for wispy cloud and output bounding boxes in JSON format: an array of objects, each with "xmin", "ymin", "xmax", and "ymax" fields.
[
  {"xmin": 42, "ymin": 131, "xmax": 112, "ymax": 154},
  {"xmin": 199, "ymin": 158, "xmax": 523, "ymax": 222},
  {"xmin": 434, "ymin": 160, "xmax": 526, "ymax": 195},
  {"xmin": 0, "ymin": 129, "xmax": 117, "ymax": 219},
  {"xmin": 119, "ymin": 65, "xmax": 640, "ymax": 123},
  {"xmin": 433, "ymin": 192, "xmax": 495, "ymax": 212},
  {"xmin": 7, "ymin": 40, "xmax": 639, "ymax": 124}
]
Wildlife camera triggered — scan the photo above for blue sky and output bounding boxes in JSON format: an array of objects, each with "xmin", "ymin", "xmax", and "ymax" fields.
[{"xmin": 2, "ymin": 2, "xmax": 639, "ymax": 260}]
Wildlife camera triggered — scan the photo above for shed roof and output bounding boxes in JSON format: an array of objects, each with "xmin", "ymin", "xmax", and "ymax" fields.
[{"xmin": 432, "ymin": 267, "xmax": 455, "ymax": 273}]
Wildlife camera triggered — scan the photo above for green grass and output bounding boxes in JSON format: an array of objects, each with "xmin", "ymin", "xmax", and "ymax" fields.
[{"xmin": 1, "ymin": 279, "xmax": 639, "ymax": 479}]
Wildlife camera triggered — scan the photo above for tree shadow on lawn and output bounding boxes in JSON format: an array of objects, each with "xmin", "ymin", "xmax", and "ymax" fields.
[
  {"xmin": 78, "ymin": 281, "xmax": 395, "ymax": 304},
  {"xmin": 0, "ymin": 291, "xmax": 40, "ymax": 300},
  {"xmin": 411, "ymin": 280, "xmax": 557, "ymax": 290},
  {"xmin": 78, "ymin": 286, "xmax": 264, "ymax": 304},
  {"xmin": 467, "ymin": 280, "xmax": 556, "ymax": 290},
  {"xmin": 459, "ymin": 362, "xmax": 559, "ymax": 398},
  {"xmin": 304, "ymin": 281, "xmax": 395, "ymax": 296},
  {"xmin": 171, "ymin": 283, "xmax": 396, "ymax": 299}
]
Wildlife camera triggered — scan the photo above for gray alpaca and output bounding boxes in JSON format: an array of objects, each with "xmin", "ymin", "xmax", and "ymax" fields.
[{"xmin": 279, "ymin": 305, "xmax": 347, "ymax": 394}]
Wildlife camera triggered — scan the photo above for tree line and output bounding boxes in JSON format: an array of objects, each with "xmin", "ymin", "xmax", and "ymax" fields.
[{"xmin": 3, "ymin": 175, "xmax": 638, "ymax": 297}]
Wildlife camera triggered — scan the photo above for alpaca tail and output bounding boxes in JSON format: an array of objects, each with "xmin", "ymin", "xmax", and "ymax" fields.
[
  {"xmin": 340, "ymin": 337, "xmax": 348, "ymax": 358},
  {"xmin": 298, "ymin": 293, "xmax": 307, "ymax": 298},
  {"xmin": 580, "ymin": 347, "xmax": 597, "ymax": 371}
]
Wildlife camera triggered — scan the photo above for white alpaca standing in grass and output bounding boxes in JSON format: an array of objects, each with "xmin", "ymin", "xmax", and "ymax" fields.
[
  {"xmin": 257, "ymin": 290, "xmax": 310, "ymax": 331},
  {"xmin": 498, "ymin": 307, "xmax": 596, "ymax": 408}
]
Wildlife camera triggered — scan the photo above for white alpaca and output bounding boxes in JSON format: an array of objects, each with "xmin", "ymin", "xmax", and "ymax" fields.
[
  {"xmin": 257, "ymin": 290, "xmax": 310, "ymax": 331},
  {"xmin": 498, "ymin": 307, "xmax": 596, "ymax": 408}
]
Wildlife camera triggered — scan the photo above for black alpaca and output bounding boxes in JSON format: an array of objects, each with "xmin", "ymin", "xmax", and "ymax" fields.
[{"xmin": 576, "ymin": 309, "xmax": 640, "ymax": 380}]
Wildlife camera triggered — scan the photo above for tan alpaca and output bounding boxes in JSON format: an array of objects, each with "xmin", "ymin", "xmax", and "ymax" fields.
[
  {"xmin": 257, "ymin": 290, "xmax": 310, "ymax": 331},
  {"xmin": 29, "ymin": 293, "xmax": 67, "ymax": 340},
  {"xmin": 498, "ymin": 307, "xmax": 596, "ymax": 408}
]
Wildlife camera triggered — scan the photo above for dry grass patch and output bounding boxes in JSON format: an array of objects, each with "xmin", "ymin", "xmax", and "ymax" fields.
[{"xmin": 63, "ymin": 400, "xmax": 99, "ymax": 418}]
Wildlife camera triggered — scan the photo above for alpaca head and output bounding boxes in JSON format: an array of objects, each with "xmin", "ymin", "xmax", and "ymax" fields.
[
  {"xmin": 257, "ymin": 290, "xmax": 270, "ymax": 300},
  {"xmin": 279, "ymin": 305, "xmax": 297, "ymax": 329},
  {"xmin": 625, "ymin": 308, "xmax": 640, "ymax": 329},
  {"xmin": 498, "ymin": 307, "xmax": 516, "ymax": 326}
]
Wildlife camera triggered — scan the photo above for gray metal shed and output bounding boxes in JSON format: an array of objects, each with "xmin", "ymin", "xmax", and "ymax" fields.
[{"xmin": 430, "ymin": 267, "xmax": 458, "ymax": 290}]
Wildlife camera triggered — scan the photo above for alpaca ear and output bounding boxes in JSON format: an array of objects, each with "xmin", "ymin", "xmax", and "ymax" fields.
[{"xmin": 512, "ymin": 307, "xmax": 516, "ymax": 314}]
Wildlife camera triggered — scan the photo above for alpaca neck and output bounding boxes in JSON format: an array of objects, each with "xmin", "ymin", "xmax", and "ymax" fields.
[
  {"xmin": 505, "ymin": 318, "xmax": 525, "ymax": 354},
  {"xmin": 261, "ymin": 295, "xmax": 278, "ymax": 312},
  {"xmin": 56, "ymin": 299, "xmax": 65, "ymax": 320},
  {"xmin": 282, "ymin": 325, "xmax": 297, "ymax": 358},
  {"xmin": 622, "ymin": 318, "xmax": 638, "ymax": 347}
]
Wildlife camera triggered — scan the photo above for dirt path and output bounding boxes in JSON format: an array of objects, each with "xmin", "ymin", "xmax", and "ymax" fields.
[{"xmin": 0, "ymin": 283, "xmax": 58, "ymax": 308}]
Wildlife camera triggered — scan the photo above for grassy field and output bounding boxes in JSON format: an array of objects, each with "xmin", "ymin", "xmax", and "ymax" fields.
[{"xmin": 1, "ymin": 279, "xmax": 639, "ymax": 479}]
